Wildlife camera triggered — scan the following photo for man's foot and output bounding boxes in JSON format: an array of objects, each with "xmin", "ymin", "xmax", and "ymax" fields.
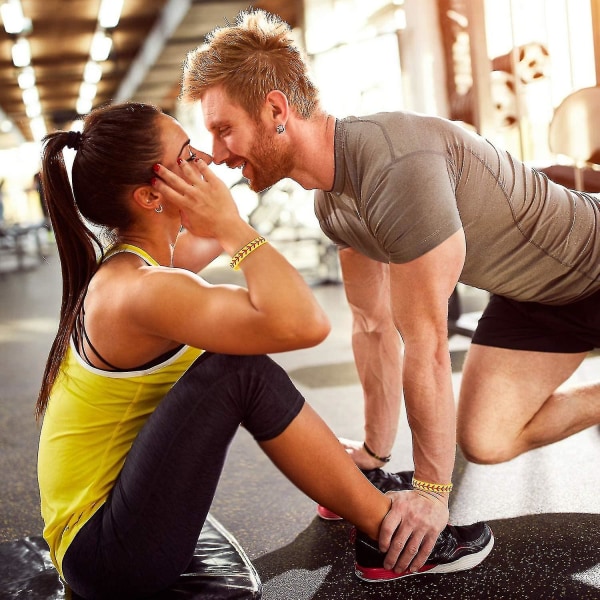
[
  {"xmin": 317, "ymin": 469, "xmax": 414, "ymax": 520},
  {"xmin": 354, "ymin": 522, "xmax": 494, "ymax": 582},
  {"xmin": 339, "ymin": 437, "xmax": 388, "ymax": 470}
]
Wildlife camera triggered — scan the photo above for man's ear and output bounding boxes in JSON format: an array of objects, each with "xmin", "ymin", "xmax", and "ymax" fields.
[
  {"xmin": 132, "ymin": 185, "xmax": 161, "ymax": 211},
  {"xmin": 265, "ymin": 90, "xmax": 289, "ymax": 125}
]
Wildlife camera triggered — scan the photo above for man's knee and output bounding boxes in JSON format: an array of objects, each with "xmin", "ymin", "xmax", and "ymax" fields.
[{"xmin": 457, "ymin": 425, "xmax": 517, "ymax": 465}]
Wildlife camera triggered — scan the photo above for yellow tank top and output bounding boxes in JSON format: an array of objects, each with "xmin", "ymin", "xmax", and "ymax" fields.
[{"xmin": 37, "ymin": 245, "xmax": 204, "ymax": 576}]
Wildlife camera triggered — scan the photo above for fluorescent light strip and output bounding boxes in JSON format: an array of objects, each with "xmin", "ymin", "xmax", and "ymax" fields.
[
  {"xmin": 30, "ymin": 115, "xmax": 47, "ymax": 141},
  {"xmin": 98, "ymin": 0, "xmax": 123, "ymax": 29},
  {"xmin": 83, "ymin": 61, "xmax": 102, "ymax": 84},
  {"xmin": 17, "ymin": 66, "xmax": 35, "ymax": 89},
  {"xmin": 22, "ymin": 86, "xmax": 39, "ymax": 105},
  {"xmin": 1, "ymin": 0, "xmax": 26, "ymax": 34},
  {"xmin": 11, "ymin": 37, "xmax": 30, "ymax": 67},
  {"xmin": 90, "ymin": 30, "xmax": 112, "ymax": 62}
]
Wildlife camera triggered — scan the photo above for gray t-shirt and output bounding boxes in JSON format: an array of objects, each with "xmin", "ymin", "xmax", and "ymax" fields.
[{"xmin": 315, "ymin": 112, "xmax": 600, "ymax": 305}]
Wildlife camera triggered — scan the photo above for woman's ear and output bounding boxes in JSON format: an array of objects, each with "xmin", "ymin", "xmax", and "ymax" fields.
[{"xmin": 132, "ymin": 185, "xmax": 161, "ymax": 212}]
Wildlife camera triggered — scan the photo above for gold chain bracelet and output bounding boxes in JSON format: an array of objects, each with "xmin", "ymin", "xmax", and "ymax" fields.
[
  {"xmin": 412, "ymin": 477, "xmax": 453, "ymax": 494},
  {"xmin": 230, "ymin": 236, "xmax": 268, "ymax": 270}
]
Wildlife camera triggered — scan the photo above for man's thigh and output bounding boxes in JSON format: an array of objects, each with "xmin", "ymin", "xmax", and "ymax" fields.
[{"xmin": 457, "ymin": 344, "xmax": 587, "ymax": 456}]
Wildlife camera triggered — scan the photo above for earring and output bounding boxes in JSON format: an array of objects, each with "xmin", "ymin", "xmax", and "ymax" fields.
[
  {"xmin": 276, "ymin": 124, "xmax": 285, "ymax": 134},
  {"xmin": 155, "ymin": 204, "xmax": 163, "ymax": 214}
]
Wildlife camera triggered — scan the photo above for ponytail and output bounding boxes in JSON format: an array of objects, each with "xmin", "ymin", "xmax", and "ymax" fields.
[{"xmin": 35, "ymin": 132, "xmax": 102, "ymax": 419}]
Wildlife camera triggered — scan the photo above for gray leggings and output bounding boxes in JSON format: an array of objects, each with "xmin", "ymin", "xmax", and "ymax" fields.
[{"xmin": 62, "ymin": 353, "xmax": 305, "ymax": 599}]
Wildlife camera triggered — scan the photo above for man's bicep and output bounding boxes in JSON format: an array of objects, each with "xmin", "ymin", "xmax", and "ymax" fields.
[{"xmin": 388, "ymin": 229, "xmax": 466, "ymax": 339}]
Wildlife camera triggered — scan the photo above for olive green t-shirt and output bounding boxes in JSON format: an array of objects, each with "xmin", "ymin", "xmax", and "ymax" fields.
[{"xmin": 315, "ymin": 113, "xmax": 600, "ymax": 305}]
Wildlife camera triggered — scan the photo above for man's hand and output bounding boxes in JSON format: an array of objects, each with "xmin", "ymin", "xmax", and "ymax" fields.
[
  {"xmin": 379, "ymin": 490, "xmax": 449, "ymax": 573},
  {"xmin": 338, "ymin": 437, "xmax": 391, "ymax": 470}
]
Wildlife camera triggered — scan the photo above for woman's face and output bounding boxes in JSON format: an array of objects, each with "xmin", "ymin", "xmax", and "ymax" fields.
[{"xmin": 157, "ymin": 113, "xmax": 212, "ymax": 171}]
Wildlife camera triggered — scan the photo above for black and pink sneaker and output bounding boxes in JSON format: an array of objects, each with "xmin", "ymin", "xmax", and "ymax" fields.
[{"xmin": 354, "ymin": 522, "xmax": 494, "ymax": 582}]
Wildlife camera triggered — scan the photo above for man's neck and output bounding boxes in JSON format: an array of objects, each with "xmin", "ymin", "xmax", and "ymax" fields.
[{"xmin": 288, "ymin": 112, "xmax": 336, "ymax": 191}]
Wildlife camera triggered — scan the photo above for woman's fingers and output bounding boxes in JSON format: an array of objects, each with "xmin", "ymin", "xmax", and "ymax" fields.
[{"xmin": 152, "ymin": 163, "xmax": 190, "ymax": 200}]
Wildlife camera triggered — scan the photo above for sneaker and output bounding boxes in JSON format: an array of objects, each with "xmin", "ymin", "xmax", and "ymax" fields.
[
  {"xmin": 362, "ymin": 468, "xmax": 413, "ymax": 494},
  {"xmin": 317, "ymin": 469, "xmax": 414, "ymax": 520},
  {"xmin": 354, "ymin": 522, "xmax": 494, "ymax": 582},
  {"xmin": 316, "ymin": 504, "xmax": 345, "ymax": 520}
]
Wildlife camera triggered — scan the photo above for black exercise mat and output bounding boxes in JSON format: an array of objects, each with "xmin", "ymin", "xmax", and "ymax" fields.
[{"xmin": 0, "ymin": 513, "xmax": 262, "ymax": 599}]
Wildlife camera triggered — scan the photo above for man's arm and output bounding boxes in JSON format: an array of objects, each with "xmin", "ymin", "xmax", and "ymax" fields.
[
  {"xmin": 338, "ymin": 247, "xmax": 403, "ymax": 469},
  {"xmin": 381, "ymin": 228, "xmax": 466, "ymax": 573}
]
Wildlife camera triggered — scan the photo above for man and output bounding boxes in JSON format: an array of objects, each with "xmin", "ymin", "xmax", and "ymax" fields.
[{"xmin": 181, "ymin": 7, "xmax": 599, "ymax": 575}]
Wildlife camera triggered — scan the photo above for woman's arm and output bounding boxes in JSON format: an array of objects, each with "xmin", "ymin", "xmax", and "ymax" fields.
[
  {"xmin": 171, "ymin": 230, "xmax": 223, "ymax": 272},
  {"xmin": 134, "ymin": 158, "xmax": 331, "ymax": 355}
]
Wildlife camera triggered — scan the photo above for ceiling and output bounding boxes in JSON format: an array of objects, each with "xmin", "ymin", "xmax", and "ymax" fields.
[{"xmin": 0, "ymin": 0, "xmax": 303, "ymax": 149}]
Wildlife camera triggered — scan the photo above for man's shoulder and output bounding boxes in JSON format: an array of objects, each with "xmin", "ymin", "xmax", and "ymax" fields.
[{"xmin": 340, "ymin": 111, "xmax": 460, "ymax": 150}]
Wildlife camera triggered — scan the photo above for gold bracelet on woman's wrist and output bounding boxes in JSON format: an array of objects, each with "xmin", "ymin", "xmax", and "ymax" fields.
[{"xmin": 229, "ymin": 236, "xmax": 268, "ymax": 270}]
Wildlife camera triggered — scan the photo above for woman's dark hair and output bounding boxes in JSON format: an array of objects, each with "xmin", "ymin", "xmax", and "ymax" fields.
[{"xmin": 36, "ymin": 102, "xmax": 163, "ymax": 419}]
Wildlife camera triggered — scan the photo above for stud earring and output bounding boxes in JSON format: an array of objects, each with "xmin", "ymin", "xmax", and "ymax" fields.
[
  {"xmin": 276, "ymin": 124, "xmax": 285, "ymax": 134},
  {"xmin": 155, "ymin": 204, "xmax": 163, "ymax": 214}
]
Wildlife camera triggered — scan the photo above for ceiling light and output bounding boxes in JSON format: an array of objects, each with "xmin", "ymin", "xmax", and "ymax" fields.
[
  {"xmin": 79, "ymin": 81, "xmax": 97, "ymax": 101},
  {"xmin": 11, "ymin": 37, "xmax": 30, "ymax": 67},
  {"xmin": 76, "ymin": 97, "xmax": 92, "ymax": 116},
  {"xmin": 30, "ymin": 116, "xmax": 47, "ymax": 142},
  {"xmin": 83, "ymin": 61, "xmax": 102, "ymax": 84},
  {"xmin": 90, "ymin": 30, "xmax": 112, "ymax": 61},
  {"xmin": 17, "ymin": 66, "xmax": 35, "ymax": 89},
  {"xmin": 1, "ymin": 0, "xmax": 26, "ymax": 34},
  {"xmin": 98, "ymin": 0, "xmax": 123, "ymax": 29},
  {"xmin": 25, "ymin": 101, "xmax": 41, "ymax": 118},
  {"xmin": 22, "ymin": 86, "xmax": 39, "ymax": 105}
]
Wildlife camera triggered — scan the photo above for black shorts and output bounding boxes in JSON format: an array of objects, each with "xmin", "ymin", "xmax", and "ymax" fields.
[{"xmin": 472, "ymin": 289, "xmax": 600, "ymax": 353}]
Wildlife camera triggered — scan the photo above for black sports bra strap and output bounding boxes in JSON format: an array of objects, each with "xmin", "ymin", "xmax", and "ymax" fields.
[{"xmin": 75, "ymin": 305, "xmax": 122, "ymax": 371}]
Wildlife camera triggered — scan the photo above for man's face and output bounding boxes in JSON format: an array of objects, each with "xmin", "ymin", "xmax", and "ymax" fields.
[{"xmin": 201, "ymin": 85, "xmax": 293, "ymax": 192}]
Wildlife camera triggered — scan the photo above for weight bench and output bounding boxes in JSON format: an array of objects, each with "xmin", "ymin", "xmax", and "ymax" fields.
[
  {"xmin": 0, "ymin": 513, "xmax": 261, "ymax": 599},
  {"xmin": 0, "ymin": 221, "xmax": 47, "ymax": 271}
]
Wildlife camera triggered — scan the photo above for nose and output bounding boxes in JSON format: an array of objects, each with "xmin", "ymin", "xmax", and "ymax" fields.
[
  {"xmin": 211, "ymin": 138, "xmax": 229, "ymax": 165},
  {"xmin": 196, "ymin": 150, "xmax": 213, "ymax": 165}
]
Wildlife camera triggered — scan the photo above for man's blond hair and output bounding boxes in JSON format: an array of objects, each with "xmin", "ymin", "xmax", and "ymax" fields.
[{"xmin": 182, "ymin": 9, "xmax": 320, "ymax": 120}]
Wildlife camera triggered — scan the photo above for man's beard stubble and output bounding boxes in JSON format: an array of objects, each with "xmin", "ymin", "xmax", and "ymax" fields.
[{"xmin": 246, "ymin": 127, "xmax": 294, "ymax": 193}]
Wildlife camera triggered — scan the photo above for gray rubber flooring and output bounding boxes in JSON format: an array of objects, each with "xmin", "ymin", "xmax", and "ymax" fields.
[{"xmin": 1, "ymin": 242, "xmax": 599, "ymax": 599}]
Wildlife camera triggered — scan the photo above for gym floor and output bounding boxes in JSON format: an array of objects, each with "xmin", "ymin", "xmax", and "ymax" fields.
[{"xmin": 1, "ymin": 240, "xmax": 599, "ymax": 599}]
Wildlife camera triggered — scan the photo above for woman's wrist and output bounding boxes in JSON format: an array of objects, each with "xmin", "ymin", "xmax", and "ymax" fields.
[{"xmin": 217, "ymin": 222, "xmax": 261, "ymax": 258}]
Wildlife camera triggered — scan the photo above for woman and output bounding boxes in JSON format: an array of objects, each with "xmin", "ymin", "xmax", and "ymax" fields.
[{"xmin": 37, "ymin": 102, "xmax": 492, "ymax": 599}]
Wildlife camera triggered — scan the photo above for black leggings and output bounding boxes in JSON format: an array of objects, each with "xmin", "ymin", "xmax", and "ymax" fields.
[{"xmin": 62, "ymin": 353, "xmax": 305, "ymax": 600}]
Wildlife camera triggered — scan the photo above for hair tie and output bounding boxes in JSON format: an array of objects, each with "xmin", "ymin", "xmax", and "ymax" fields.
[{"xmin": 66, "ymin": 131, "xmax": 83, "ymax": 150}]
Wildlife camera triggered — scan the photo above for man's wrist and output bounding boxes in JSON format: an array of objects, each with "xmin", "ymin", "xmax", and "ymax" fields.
[{"xmin": 413, "ymin": 489, "xmax": 450, "ymax": 505}]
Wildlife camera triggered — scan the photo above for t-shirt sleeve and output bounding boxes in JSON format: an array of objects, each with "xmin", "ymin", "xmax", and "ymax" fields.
[
  {"xmin": 366, "ymin": 151, "xmax": 462, "ymax": 263},
  {"xmin": 314, "ymin": 190, "xmax": 351, "ymax": 250}
]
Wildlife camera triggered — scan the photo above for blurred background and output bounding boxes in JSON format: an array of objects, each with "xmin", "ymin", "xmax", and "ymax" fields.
[
  {"xmin": 0, "ymin": 0, "xmax": 599, "ymax": 235},
  {"xmin": 2, "ymin": 4, "xmax": 600, "ymax": 598}
]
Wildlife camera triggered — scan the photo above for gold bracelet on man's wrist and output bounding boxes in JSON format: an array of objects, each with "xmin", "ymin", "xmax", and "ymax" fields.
[{"xmin": 411, "ymin": 477, "xmax": 453, "ymax": 494}]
